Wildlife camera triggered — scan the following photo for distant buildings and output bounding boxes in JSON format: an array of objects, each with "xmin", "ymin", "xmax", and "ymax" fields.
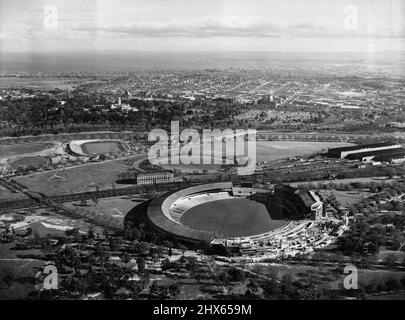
[{"xmin": 110, "ymin": 97, "xmax": 138, "ymax": 112}]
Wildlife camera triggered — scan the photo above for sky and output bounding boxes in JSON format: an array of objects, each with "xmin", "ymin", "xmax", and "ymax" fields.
[{"xmin": 0, "ymin": 0, "xmax": 404, "ymax": 52}]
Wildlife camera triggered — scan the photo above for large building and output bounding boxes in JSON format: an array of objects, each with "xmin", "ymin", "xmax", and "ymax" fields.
[
  {"xmin": 345, "ymin": 148, "xmax": 405, "ymax": 162},
  {"xmin": 136, "ymin": 171, "xmax": 175, "ymax": 185},
  {"xmin": 326, "ymin": 142, "xmax": 402, "ymax": 159},
  {"xmin": 374, "ymin": 153, "xmax": 405, "ymax": 164},
  {"xmin": 271, "ymin": 185, "xmax": 323, "ymax": 221},
  {"xmin": 140, "ymin": 182, "xmax": 323, "ymax": 248}
]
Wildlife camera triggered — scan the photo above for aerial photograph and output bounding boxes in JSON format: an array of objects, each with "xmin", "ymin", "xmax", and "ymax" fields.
[{"xmin": 0, "ymin": 0, "xmax": 404, "ymax": 309}]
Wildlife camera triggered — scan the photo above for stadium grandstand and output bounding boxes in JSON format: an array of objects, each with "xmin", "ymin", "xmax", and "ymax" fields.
[
  {"xmin": 144, "ymin": 182, "xmax": 324, "ymax": 253},
  {"xmin": 373, "ymin": 152, "xmax": 405, "ymax": 164},
  {"xmin": 267, "ymin": 185, "xmax": 323, "ymax": 221},
  {"xmin": 345, "ymin": 148, "xmax": 405, "ymax": 162},
  {"xmin": 326, "ymin": 141, "xmax": 401, "ymax": 158}
]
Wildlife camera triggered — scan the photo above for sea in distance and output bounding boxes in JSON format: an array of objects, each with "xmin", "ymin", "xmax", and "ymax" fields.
[{"xmin": 1, "ymin": 51, "xmax": 404, "ymax": 74}]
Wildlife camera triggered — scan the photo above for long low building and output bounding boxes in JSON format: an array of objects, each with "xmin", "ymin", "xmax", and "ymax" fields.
[
  {"xmin": 345, "ymin": 148, "xmax": 405, "ymax": 162},
  {"xmin": 374, "ymin": 153, "xmax": 405, "ymax": 164},
  {"xmin": 326, "ymin": 141, "xmax": 402, "ymax": 159},
  {"xmin": 136, "ymin": 171, "xmax": 175, "ymax": 185}
]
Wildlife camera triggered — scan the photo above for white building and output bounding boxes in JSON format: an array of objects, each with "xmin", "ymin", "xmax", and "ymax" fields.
[{"xmin": 136, "ymin": 171, "xmax": 175, "ymax": 185}]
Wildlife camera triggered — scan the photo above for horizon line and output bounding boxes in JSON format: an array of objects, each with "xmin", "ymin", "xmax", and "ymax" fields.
[{"xmin": 1, "ymin": 49, "xmax": 404, "ymax": 54}]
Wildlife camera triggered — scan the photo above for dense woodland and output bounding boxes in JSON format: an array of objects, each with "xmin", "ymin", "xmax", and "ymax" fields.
[{"xmin": 0, "ymin": 93, "xmax": 249, "ymax": 137}]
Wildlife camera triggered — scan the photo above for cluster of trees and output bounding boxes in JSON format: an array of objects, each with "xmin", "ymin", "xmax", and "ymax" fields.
[
  {"xmin": 18, "ymin": 227, "xmax": 188, "ymax": 300},
  {"xmin": 339, "ymin": 218, "xmax": 385, "ymax": 255},
  {"xmin": 337, "ymin": 183, "xmax": 405, "ymax": 254},
  {"xmin": 215, "ymin": 267, "xmax": 246, "ymax": 284},
  {"xmin": 148, "ymin": 281, "xmax": 181, "ymax": 298},
  {"xmin": 259, "ymin": 276, "xmax": 331, "ymax": 300},
  {"xmin": 0, "ymin": 93, "xmax": 249, "ymax": 137},
  {"xmin": 160, "ymin": 256, "xmax": 197, "ymax": 274}
]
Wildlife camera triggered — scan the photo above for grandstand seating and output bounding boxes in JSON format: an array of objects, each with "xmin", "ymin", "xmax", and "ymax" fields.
[{"xmin": 169, "ymin": 191, "xmax": 233, "ymax": 223}]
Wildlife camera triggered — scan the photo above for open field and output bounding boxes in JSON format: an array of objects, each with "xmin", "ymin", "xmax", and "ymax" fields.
[
  {"xmin": 1, "ymin": 207, "xmax": 105, "ymax": 235},
  {"xmin": 319, "ymin": 190, "xmax": 377, "ymax": 207},
  {"xmin": 14, "ymin": 159, "xmax": 135, "ymax": 196},
  {"xmin": 0, "ymin": 185, "xmax": 30, "ymax": 202},
  {"xmin": 159, "ymin": 154, "xmax": 224, "ymax": 173},
  {"xmin": 180, "ymin": 198, "xmax": 288, "ymax": 237},
  {"xmin": 255, "ymin": 141, "xmax": 352, "ymax": 161},
  {"xmin": 10, "ymin": 156, "xmax": 50, "ymax": 169},
  {"xmin": 0, "ymin": 143, "xmax": 51, "ymax": 160},
  {"xmin": 81, "ymin": 140, "xmax": 125, "ymax": 155},
  {"xmin": 64, "ymin": 195, "xmax": 146, "ymax": 221},
  {"xmin": 158, "ymin": 141, "xmax": 352, "ymax": 172}
]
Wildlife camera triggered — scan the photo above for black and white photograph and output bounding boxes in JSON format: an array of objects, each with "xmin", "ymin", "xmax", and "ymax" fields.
[{"xmin": 0, "ymin": 0, "xmax": 404, "ymax": 308}]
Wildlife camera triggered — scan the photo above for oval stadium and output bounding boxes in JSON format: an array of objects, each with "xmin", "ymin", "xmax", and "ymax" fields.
[{"xmin": 146, "ymin": 182, "xmax": 324, "ymax": 251}]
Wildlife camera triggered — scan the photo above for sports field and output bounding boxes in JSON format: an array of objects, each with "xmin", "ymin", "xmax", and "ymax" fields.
[
  {"xmin": 180, "ymin": 198, "xmax": 288, "ymax": 237},
  {"xmin": 10, "ymin": 156, "xmax": 49, "ymax": 169},
  {"xmin": 0, "ymin": 143, "xmax": 50, "ymax": 159},
  {"xmin": 255, "ymin": 141, "xmax": 352, "ymax": 161},
  {"xmin": 81, "ymin": 141, "xmax": 125, "ymax": 155},
  {"xmin": 14, "ymin": 159, "xmax": 135, "ymax": 196}
]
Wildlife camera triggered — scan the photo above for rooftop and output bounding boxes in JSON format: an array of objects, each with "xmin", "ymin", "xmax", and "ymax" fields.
[
  {"xmin": 346, "ymin": 148, "xmax": 405, "ymax": 159},
  {"xmin": 328, "ymin": 141, "xmax": 400, "ymax": 153}
]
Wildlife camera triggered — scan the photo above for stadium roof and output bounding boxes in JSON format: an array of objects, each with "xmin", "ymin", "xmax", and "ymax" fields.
[
  {"xmin": 137, "ymin": 171, "xmax": 172, "ymax": 176},
  {"xmin": 374, "ymin": 153, "xmax": 405, "ymax": 162},
  {"xmin": 328, "ymin": 141, "xmax": 399, "ymax": 153},
  {"xmin": 298, "ymin": 190, "xmax": 316, "ymax": 208},
  {"xmin": 346, "ymin": 148, "xmax": 405, "ymax": 159}
]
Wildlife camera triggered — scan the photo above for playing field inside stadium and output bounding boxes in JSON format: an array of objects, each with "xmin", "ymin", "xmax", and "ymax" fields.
[
  {"xmin": 180, "ymin": 198, "xmax": 288, "ymax": 237},
  {"xmin": 81, "ymin": 141, "xmax": 125, "ymax": 155}
]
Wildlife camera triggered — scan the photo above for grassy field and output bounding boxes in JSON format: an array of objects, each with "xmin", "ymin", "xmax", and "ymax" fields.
[
  {"xmin": 255, "ymin": 141, "xmax": 352, "ymax": 161},
  {"xmin": 64, "ymin": 195, "xmax": 146, "ymax": 222},
  {"xmin": 180, "ymin": 198, "xmax": 288, "ymax": 237},
  {"xmin": 0, "ymin": 143, "xmax": 51, "ymax": 160},
  {"xmin": 0, "ymin": 185, "xmax": 31, "ymax": 202},
  {"xmin": 158, "ymin": 141, "xmax": 352, "ymax": 173},
  {"xmin": 81, "ymin": 141, "xmax": 125, "ymax": 155},
  {"xmin": 10, "ymin": 156, "xmax": 49, "ymax": 169},
  {"xmin": 14, "ymin": 159, "xmax": 135, "ymax": 196},
  {"xmin": 319, "ymin": 190, "xmax": 376, "ymax": 207}
]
